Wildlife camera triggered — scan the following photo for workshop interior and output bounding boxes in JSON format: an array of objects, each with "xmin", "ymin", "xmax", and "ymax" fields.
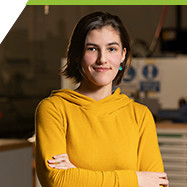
[{"xmin": 0, "ymin": 5, "xmax": 187, "ymax": 187}]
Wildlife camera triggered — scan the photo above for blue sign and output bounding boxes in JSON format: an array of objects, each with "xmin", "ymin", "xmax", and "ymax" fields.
[
  {"xmin": 140, "ymin": 81, "xmax": 160, "ymax": 92},
  {"xmin": 123, "ymin": 66, "xmax": 136, "ymax": 82},
  {"xmin": 142, "ymin": 64, "xmax": 158, "ymax": 80}
]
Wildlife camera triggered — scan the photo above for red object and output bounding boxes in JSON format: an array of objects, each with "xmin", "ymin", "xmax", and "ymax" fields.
[{"xmin": 0, "ymin": 112, "xmax": 3, "ymax": 118}]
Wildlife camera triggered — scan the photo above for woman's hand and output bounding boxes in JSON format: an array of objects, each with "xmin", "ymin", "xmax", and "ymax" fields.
[
  {"xmin": 48, "ymin": 153, "xmax": 76, "ymax": 170},
  {"xmin": 136, "ymin": 171, "xmax": 169, "ymax": 187}
]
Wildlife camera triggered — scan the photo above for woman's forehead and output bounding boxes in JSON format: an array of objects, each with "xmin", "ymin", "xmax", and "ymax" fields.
[{"xmin": 85, "ymin": 26, "xmax": 121, "ymax": 44}]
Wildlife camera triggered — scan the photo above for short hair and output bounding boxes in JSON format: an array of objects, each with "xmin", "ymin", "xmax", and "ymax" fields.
[{"xmin": 62, "ymin": 11, "xmax": 132, "ymax": 86}]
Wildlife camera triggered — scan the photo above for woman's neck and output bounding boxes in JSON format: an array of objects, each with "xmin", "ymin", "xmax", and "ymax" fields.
[{"xmin": 75, "ymin": 82, "xmax": 112, "ymax": 101}]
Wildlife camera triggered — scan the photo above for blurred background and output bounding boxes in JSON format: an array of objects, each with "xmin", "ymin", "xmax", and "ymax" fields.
[
  {"xmin": 0, "ymin": 5, "xmax": 187, "ymax": 187},
  {"xmin": 1, "ymin": 5, "xmax": 187, "ymax": 138}
]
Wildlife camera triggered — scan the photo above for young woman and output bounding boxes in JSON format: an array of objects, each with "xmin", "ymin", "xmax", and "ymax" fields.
[{"xmin": 35, "ymin": 11, "xmax": 169, "ymax": 187}]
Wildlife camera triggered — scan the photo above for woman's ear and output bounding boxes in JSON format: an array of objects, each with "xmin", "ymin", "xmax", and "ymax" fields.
[{"xmin": 121, "ymin": 48, "xmax": 127, "ymax": 62}]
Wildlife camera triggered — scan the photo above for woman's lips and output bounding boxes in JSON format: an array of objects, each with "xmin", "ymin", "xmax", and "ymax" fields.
[{"xmin": 93, "ymin": 67, "xmax": 110, "ymax": 72}]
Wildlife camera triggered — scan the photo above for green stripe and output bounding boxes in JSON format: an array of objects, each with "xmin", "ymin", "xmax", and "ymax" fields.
[
  {"xmin": 158, "ymin": 134, "xmax": 182, "ymax": 137},
  {"xmin": 26, "ymin": 0, "xmax": 187, "ymax": 5}
]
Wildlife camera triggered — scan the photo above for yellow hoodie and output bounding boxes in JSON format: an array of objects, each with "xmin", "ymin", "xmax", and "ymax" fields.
[{"xmin": 35, "ymin": 88, "xmax": 164, "ymax": 187}]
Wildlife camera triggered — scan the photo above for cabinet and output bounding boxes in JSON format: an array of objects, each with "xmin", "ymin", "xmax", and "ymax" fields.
[
  {"xmin": 157, "ymin": 123, "xmax": 187, "ymax": 187},
  {"xmin": 0, "ymin": 139, "xmax": 33, "ymax": 187}
]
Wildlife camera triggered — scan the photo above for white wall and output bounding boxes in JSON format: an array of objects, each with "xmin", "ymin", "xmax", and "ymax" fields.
[
  {"xmin": 159, "ymin": 57, "xmax": 187, "ymax": 109},
  {"xmin": 121, "ymin": 56, "xmax": 187, "ymax": 109}
]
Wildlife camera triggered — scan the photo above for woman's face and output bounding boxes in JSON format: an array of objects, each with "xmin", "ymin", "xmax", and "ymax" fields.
[{"xmin": 81, "ymin": 25, "xmax": 126, "ymax": 88}]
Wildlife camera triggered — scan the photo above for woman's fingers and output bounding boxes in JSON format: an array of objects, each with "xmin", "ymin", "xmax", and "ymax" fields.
[
  {"xmin": 48, "ymin": 154, "xmax": 69, "ymax": 163},
  {"xmin": 48, "ymin": 162, "xmax": 76, "ymax": 169},
  {"xmin": 53, "ymin": 153, "xmax": 69, "ymax": 159},
  {"xmin": 48, "ymin": 153, "xmax": 76, "ymax": 170},
  {"xmin": 136, "ymin": 171, "xmax": 169, "ymax": 187},
  {"xmin": 158, "ymin": 172, "xmax": 169, "ymax": 186},
  {"xmin": 157, "ymin": 172, "xmax": 167, "ymax": 179},
  {"xmin": 159, "ymin": 178, "xmax": 169, "ymax": 186}
]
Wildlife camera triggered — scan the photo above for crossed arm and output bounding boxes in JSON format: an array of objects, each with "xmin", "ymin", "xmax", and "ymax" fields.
[{"xmin": 48, "ymin": 153, "xmax": 169, "ymax": 187}]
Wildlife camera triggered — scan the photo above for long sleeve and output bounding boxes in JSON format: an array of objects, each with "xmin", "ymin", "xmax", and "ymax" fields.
[
  {"xmin": 137, "ymin": 107, "xmax": 164, "ymax": 172},
  {"xmin": 35, "ymin": 99, "xmax": 138, "ymax": 187}
]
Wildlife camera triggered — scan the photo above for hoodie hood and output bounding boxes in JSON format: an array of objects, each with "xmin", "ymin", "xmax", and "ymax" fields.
[{"xmin": 50, "ymin": 88, "xmax": 133, "ymax": 114}]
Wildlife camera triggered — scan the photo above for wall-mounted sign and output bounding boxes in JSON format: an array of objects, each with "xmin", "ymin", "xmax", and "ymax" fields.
[
  {"xmin": 123, "ymin": 66, "xmax": 136, "ymax": 82},
  {"xmin": 142, "ymin": 64, "xmax": 158, "ymax": 80},
  {"xmin": 140, "ymin": 81, "xmax": 160, "ymax": 92},
  {"xmin": 120, "ymin": 64, "xmax": 138, "ymax": 91},
  {"xmin": 119, "ymin": 59, "xmax": 161, "ymax": 93},
  {"xmin": 140, "ymin": 64, "xmax": 160, "ymax": 92}
]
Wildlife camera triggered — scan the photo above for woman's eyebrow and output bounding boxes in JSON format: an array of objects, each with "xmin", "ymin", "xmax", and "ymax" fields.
[
  {"xmin": 107, "ymin": 42, "xmax": 120, "ymax": 46},
  {"xmin": 86, "ymin": 43, "xmax": 98, "ymax": 47},
  {"xmin": 86, "ymin": 42, "xmax": 120, "ymax": 46}
]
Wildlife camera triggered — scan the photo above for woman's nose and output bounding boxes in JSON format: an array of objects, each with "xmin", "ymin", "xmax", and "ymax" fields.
[{"xmin": 97, "ymin": 50, "xmax": 107, "ymax": 64}]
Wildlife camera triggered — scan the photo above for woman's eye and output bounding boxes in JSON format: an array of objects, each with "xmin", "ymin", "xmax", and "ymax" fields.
[
  {"xmin": 109, "ymin": 47, "xmax": 117, "ymax": 52},
  {"xmin": 87, "ymin": 47, "xmax": 97, "ymax": 51}
]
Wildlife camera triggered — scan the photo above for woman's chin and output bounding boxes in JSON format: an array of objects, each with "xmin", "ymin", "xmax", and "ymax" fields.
[{"xmin": 91, "ymin": 80, "xmax": 113, "ymax": 87}]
